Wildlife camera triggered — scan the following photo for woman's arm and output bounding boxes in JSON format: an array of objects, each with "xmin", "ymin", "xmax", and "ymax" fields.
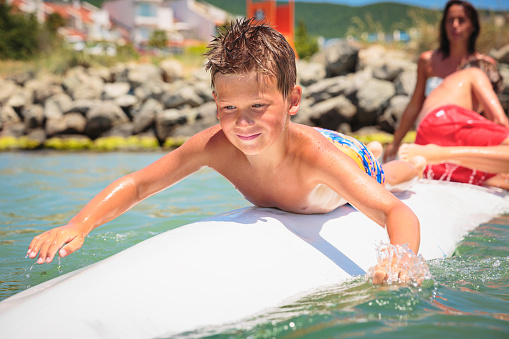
[
  {"xmin": 384, "ymin": 52, "xmax": 429, "ymax": 162},
  {"xmin": 470, "ymin": 68, "xmax": 509, "ymax": 128}
]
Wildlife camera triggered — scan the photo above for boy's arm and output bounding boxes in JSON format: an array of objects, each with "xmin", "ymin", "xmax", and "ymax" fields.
[
  {"xmin": 28, "ymin": 128, "xmax": 217, "ymax": 264},
  {"xmin": 316, "ymin": 145, "xmax": 420, "ymax": 283}
]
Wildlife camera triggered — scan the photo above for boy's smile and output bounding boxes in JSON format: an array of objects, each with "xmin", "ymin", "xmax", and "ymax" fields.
[{"xmin": 213, "ymin": 72, "xmax": 299, "ymax": 156}]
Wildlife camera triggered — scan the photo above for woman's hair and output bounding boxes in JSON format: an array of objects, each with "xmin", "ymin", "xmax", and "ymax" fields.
[
  {"xmin": 205, "ymin": 17, "xmax": 296, "ymax": 99},
  {"xmin": 438, "ymin": 0, "xmax": 480, "ymax": 58}
]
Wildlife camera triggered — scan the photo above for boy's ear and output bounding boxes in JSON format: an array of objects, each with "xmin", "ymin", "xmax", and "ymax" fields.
[{"xmin": 288, "ymin": 85, "xmax": 302, "ymax": 116}]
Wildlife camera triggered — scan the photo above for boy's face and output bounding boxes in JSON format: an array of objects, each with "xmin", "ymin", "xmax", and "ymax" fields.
[{"xmin": 213, "ymin": 72, "xmax": 300, "ymax": 156}]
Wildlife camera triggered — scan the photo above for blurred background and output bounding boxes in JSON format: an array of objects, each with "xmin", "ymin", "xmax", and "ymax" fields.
[{"xmin": 1, "ymin": 0, "xmax": 508, "ymax": 150}]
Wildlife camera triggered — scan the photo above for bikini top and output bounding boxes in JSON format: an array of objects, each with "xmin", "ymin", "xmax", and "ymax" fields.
[{"xmin": 424, "ymin": 76, "xmax": 443, "ymax": 97}]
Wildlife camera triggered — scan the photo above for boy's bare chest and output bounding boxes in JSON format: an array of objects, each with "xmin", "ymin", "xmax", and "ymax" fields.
[{"xmin": 222, "ymin": 166, "xmax": 343, "ymax": 214}]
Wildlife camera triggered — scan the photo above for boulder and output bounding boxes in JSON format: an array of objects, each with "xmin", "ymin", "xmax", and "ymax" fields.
[
  {"xmin": 103, "ymin": 82, "xmax": 131, "ymax": 100},
  {"xmin": 160, "ymin": 59, "xmax": 184, "ymax": 83},
  {"xmin": 155, "ymin": 108, "xmax": 194, "ymax": 141},
  {"xmin": 378, "ymin": 95, "xmax": 411, "ymax": 133},
  {"xmin": 85, "ymin": 101, "xmax": 129, "ymax": 139},
  {"xmin": 306, "ymin": 95, "xmax": 357, "ymax": 131},
  {"xmin": 46, "ymin": 113, "xmax": 87, "ymax": 137},
  {"xmin": 44, "ymin": 93, "xmax": 74, "ymax": 119},
  {"xmin": 128, "ymin": 64, "xmax": 162, "ymax": 88},
  {"xmin": 161, "ymin": 83, "xmax": 204, "ymax": 108},
  {"xmin": 0, "ymin": 80, "xmax": 22, "ymax": 105},
  {"xmin": 297, "ymin": 60, "xmax": 327, "ymax": 86},
  {"xmin": 355, "ymin": 77, "xmax": 395, "ymax": 129},
  {"xmin": 23, "ymin": 104, "xmax": 45, "ymax": 131},
  {"xmin": 133, "ymin": 98, "xmax": 162, "ymax": 134},
  {"xmin": 311, "ymin": 40, "xmax": 359, "ymax": 77}
]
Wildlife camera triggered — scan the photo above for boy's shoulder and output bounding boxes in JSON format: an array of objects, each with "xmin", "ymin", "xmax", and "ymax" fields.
[
  {"xmin": 181, "ymin": 124, "xmax": 229, "ymax": 152},
  {"xmin": 288, "ymin": 123, "xmax": 334, "ymax": 154}
]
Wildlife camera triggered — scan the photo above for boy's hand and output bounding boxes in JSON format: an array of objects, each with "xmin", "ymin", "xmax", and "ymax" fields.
[
  {"xmin": 27, "ymin": 224, "xmax": 86, "ymax": 264},
  {"xmin": 368, "ymin": 243, "xmax": 430, "ymax": 286}
]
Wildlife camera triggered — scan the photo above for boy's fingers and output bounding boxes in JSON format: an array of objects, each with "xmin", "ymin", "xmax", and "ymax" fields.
[
  {"xmin": 60, "ymin": 237, "xmax": 85, "ymax": 258},
  {"xmin": 372, "ymin": 267, "xmax": 387, "ymax": 285}
]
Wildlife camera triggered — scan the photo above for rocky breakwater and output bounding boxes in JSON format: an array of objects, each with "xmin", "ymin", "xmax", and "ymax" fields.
[{"xmin": 1, "ymin": 42, "xmax": 509, "ymax": 150}]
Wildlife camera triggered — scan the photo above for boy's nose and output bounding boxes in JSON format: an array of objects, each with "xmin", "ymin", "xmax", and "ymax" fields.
[{"xmin": 236, "ymin": 110, "xmax": 254, "ymax": 126}]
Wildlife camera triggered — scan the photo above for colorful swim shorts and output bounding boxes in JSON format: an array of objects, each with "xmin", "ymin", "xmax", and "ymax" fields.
[
  {"xmin": 315, "ymin": 128, "xmax": 385, "ymax": 184},
  {"xmin": 416, "ymin": 104, "xmax": 509, "ymax": 186}
]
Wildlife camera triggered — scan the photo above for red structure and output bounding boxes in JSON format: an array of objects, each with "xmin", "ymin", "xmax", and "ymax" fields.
[{"xmin": 246, "ymin": 0, "xmax": 296, "ymax": 55}]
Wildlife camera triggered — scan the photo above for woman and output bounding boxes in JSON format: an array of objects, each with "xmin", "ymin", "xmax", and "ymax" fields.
[
  {"xmin": 398, "ymin": 68, "xmax": 509, "ymax": 189},
  {"xmin": 384, "ymin": 0, "xmax": 503, "ymax": 162}
]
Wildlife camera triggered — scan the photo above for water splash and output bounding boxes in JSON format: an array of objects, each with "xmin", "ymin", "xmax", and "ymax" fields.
[{"xmin": 366, "ymin": 243, "xmax": 432, "ymax": 287}]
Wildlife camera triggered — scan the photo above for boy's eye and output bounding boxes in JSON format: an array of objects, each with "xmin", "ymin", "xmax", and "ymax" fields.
[
  {"xmin": 224, "ymin": 105, "xmax": 235, "ymax": 110},
  {"xmin": 252, "ymin": 104, "xmax": 264, "ymax": 108}
]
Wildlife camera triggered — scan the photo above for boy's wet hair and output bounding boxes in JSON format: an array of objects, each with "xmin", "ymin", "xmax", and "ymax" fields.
[{"xmin": 205, "ymin": 17, "xmax": 296, "ymax": 99}]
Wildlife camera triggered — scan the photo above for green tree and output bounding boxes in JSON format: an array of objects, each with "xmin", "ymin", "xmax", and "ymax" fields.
[
  {"xmin": 294, "ymin": 20, "xmax": 319, "ymax": 60},
  {"xmin": 45, "ymin": 12, "xmax": 66, "ymax": 34},
  {"xmin": 148, "ymin": 29, "xmax": 168, "ymax": 50},
  {"xmin": 0, "ymin": 2, "xmax": 41, "ymax": 60}
]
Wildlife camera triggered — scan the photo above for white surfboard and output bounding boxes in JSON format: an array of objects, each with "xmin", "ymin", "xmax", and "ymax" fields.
[{"xmin": 0, "ymin": 180, "xmax": 508, "ymax": 339}]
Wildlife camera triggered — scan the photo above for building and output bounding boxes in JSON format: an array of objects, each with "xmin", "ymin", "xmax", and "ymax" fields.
[
  {"xmin": 102, "ymin": 0, "xmax": 230, "ymax": 47},
  {"xmin": 7, "ymin": 0, "xmax": 113, "ymax": 44}
]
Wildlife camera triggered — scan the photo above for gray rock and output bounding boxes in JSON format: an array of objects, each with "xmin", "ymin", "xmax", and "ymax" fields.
[
  {"xmin": 0, "ymin": 122, "xmax": 25, "ymax": 137},
  {"xmin": 115, "ymin": 95, "xmax": 138, "ymax": 108},
  {"xmin": 306, "ymin": 95, "xmax": 357, "ymax": 131},
  {"xmin": 26, "ymin": 128, "xmax": 46, "ymax": 145},
  {"xmin": 297, "ymin": 60, "xmax": 327, "ymax": 86},
  {"xmin": 0, "ymin": 105, "xmax": 21, "ymax": 125},
  {"xmin": 100, "ymin": 123, "xmax": 134, "ymax": 138},
  {"xmin": 6, "ymin": 88, "xmax": 33, "ymax": 109},
  {"xmin": 62, "ymin": 67, "xmax": 104, "ymax": 100},
  {"xmin": 0, "ymin": 80, "xmax": 22, "ymax": 105},
  {"xmin": 372, "ymin": 59, "xmax": 415, "ymax": 82},
  {"xmin": 171, "ymin": 102, "xmax": 218, "ymax": 137},
  {"xmin": 162, "ymin": 84, "xmax": 204, "ymax": 108},
  {"xmin": 160, "ymin": 59, "xmax": 184, "ymax": 83},
  {"xmin": 25, "ymin": 77, "xmax": 63, "ymax": 104},
  {"xmin": 85, "ymin": 101, "xmax": 129, "ymax": 139},
  {"xmin": 394, "ymin": 69, "xmax": 417, "ymax": 96},
  {"xmin": 46, "ymin": 113, "xmax": 87, "ymax": 137},
  {"xmin": 134, "ymin": 81, "xmax": 167, "ymax": 102},
  {"xmin": 44, "ymin": 93, "xmax": 74, "ymax": 119},
  {"xmin": 192, "ymin": 82, "xmax": 214, "ymax": 102},
  {"xmin": 355, "ymin": 78, "xmax": 396, "ymax": 128},
  {"xmin": 128, "ymin": 64, "xmax": 162, "ymax": 88},
  {"xmin": 23, "ymin": 104, "xmax": 45, "ymax": 131},
  {"xmin": 305, "ymin": 76, "xmax": 350, "ymax": 103},
  {"xmin": 155, "ymin": 108, "xmax": 193, "ymax": 141},
  {"xmin": 103, "ymin": 82, "xmax": 131, "ymax": 100},
  {"xmin": 378, "ymin": 95, "xmax": 411, "ymax": 133},
  {"xmin": 66, "ymin": 99, "xmax": 99, "ymax": 115},
  {"xmin": 133, "ymin": 98, "xmax": 162, "ymax": 134},
  {"xmin": 311, "ymin": 40, "xmax": 359, "ymax": 77},
  {"xmin": 491, "ymin": 44, "xmax": 509, "ymax": 64}
]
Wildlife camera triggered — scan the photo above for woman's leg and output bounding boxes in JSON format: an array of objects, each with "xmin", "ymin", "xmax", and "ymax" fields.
[{"xmin": 398, "ymin": 141, "xmax": 509, "ymax": 174}]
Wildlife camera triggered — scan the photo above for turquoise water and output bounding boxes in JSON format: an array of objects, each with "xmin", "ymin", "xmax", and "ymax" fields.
[{"xmin": 1, "ymin": 152, "xmax": 508, "ymax": 338}]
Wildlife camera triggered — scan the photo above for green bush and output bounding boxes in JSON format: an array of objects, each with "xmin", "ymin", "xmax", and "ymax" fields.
[
  {"xmin": 294, "ymin": 20, "xmax": 319, "ymax": 60},
  {"xmin": 0, "ymin": 3, "xmax": 41, "ymax": 60}
]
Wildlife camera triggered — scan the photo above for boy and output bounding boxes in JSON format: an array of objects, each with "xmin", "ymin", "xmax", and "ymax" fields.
[{"xmin": 28, "ymin": 18, "xmax": 424, "ymax": 285}]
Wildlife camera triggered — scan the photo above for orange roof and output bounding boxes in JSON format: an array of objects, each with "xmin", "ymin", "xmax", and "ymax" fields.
[{"xmin": 44, "ymin": 2, "xmax": 93, "ymax": 24}]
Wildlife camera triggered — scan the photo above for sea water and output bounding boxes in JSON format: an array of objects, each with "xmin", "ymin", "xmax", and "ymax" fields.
[{"xmin": 0, "ymin": 152, "xmax": 508, "ymax": 338}]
